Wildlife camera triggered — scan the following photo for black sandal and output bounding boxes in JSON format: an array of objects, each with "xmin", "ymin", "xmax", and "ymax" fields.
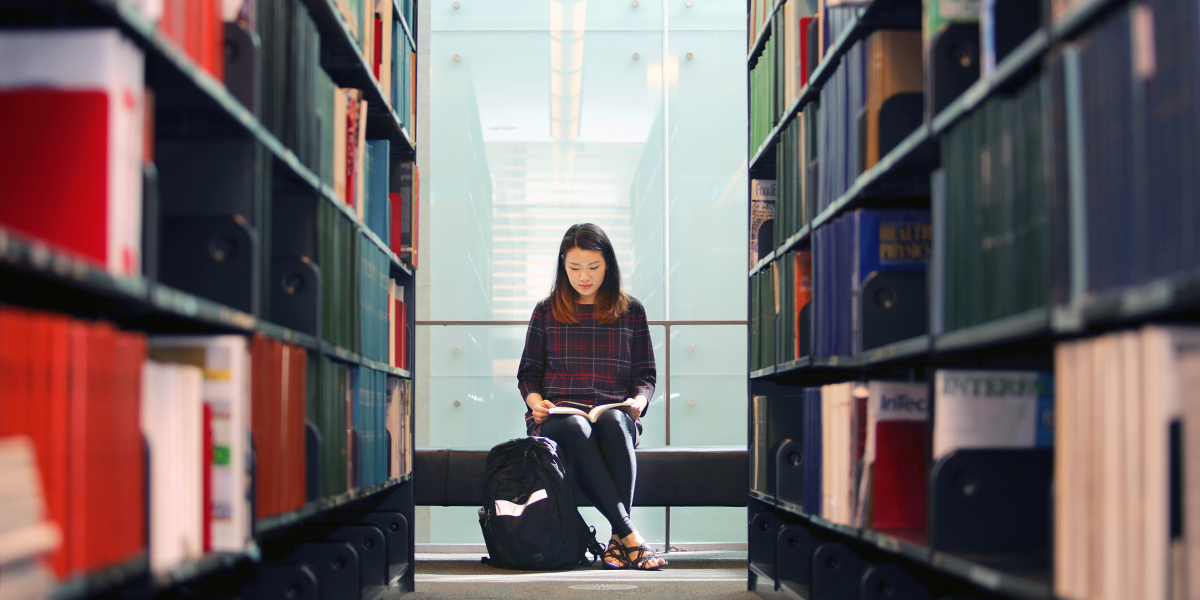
[
  {"xmin": 601, "ymin": 540, "xmax": 627, "ymax": 569},
  {"xmin": 623, "ymin": 542, "xmax": 667, "ymax": 571}
]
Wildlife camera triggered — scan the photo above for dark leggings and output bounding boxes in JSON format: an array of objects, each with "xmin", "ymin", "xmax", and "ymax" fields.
[{"xmin": 539, "ymin": 410, "xmax": 638, "ymax": 538}]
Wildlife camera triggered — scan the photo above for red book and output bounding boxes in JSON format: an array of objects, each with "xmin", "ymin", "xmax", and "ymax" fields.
[
  {"xmin": 202, "ymin": 403, "xmax": 213, "ymax": 552},
  {"xmin": 290, "ymin": 345, "xmax": 308, "ymax": 510},
  {"xmin": 267, "ymin": 336, "xmax": 279, "ymax": 518},
  {"xmin": 270, "ymin": 339, "xmax": 284, "ymax": 516},
  {"xmin": 82, "ymin": 322, "xmax": 116, "ymax": 571},
  {"xmin": 0, "ymin": 30, "xmax": 144, "ymax": 277},
  {"xmin": 208, "ymin": 0, "xmax": 225, "ymax": 82},
  {"xmin": 793, "ymin": 251, "xmax": 811, "ymax": 358},
  {"xmin": 2, "ymin": 308, "xmax": 31, "ymax": 439},
  {"xmin": 112, "ymin": 331, "xmax": 146, "ymax": 565},
  {"xmin": 67, "ymin": 322, "xmax": 90, "ymax": 574},
  {"xmin": 28, "ymin": 314, "xmax": 50, "ymax": 486},
  {"xmin": 863, "ymin": 382, "xmax": 928, "ymax": 530},
  {"xmin": 393, "ymin": 298, "xmax": 406, "ymax": 370},
  {"xmin": 296, "ymin": 344, "xmax": 307, "ymax": 509},
  {"xmin": 187, "ymin": 0, "xmax": 202, "ymax": 74},
  {"xmin": 799, "ymin": 17, "xmax": 813, "ymax": 86},
  {"xmin": 160, "ymin": 0, "xmax": 184, "ymax": 51},
  {"xmin": 0, "ymin": 309, "xmax": 13, "ymax": 434},
  {"xmin": 283, "ymin": 346, "xmax": 294, "ymax": 510},
  {"xmin": 0, "ymin": 89, "xmax": 111, "ymax": 270},
  {"xmin": 23, "ymin": 312, "xmax": 73, "ymax": 577},
  {"xmin": 45, "ymin": 315, "xmax": 72, "ymax": 577},
  {"xmin": 0, "ymin": 308, "xmax": 73, "ymax": 577},
  {"xmin": 374, "ymin": 14, "xmax": 384, "ymax": 79}
]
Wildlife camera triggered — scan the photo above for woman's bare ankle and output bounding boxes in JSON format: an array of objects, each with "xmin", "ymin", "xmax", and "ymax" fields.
[{"xmin": 619, "ymin": 531, "xmax": 645, "ymax": 546}]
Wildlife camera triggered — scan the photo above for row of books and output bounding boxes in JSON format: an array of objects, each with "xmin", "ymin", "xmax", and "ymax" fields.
[
  {"xmin": 815, "ymin": 31, "xmax": 923, "ymax": 213},
  {"xmin": 248, "ymin": 335, "xmax": 310, "ymax": 521},
  {"xmin": 392, "ymin": 161, "xmax": 420, "ymax": 270},
  {"xmin": 313, "ymin": 356, "xmax": 352, "ymax": 499},
  {"xmin": 820, "ymin": 0, "xmax": 865, "ymax": 56},
  {"xmin": 319, "ymin": 200, "xmax": 363, "ymax": 352},
  {"xmin": 330, "ymin": 86, "xmax": 370, "ymax": 211},
  {"xmin": 774, "ymin": 109, "xmax": 816, "ymax": 244},
  {"xmin": 750, "ymin": 1, "xmax": 816, "ymax": 152},
  {"xmin": 310, "ymin": 357, "xmax": 411, "ymax": 497},
  {"xmin": 258, "ymin": 0, "xmax": 325, "ymax": 174},
  {"xmin": 136, "ymin": 0, "xmax": 226, "ymax": 81},
  {"xmin": 364, "ymin": 140, "xmax": 391, "ymax": 244},
  {"xmin": 319, "ymin": 200, "xmax": 410, "ymax": 367},
  {"xmin": 0, "ymin": 306, "xmax": 414, "ymax": 580},
  {"xmin": 1054, "ymin": 326, "xmax": 1199, "ymax": 600},
  {"xmin": 812, "ymin": 209, "xmax": 930, "ymax": 357},
  {"xmin": 140, "ymin": 359, "xmax": 210, "ymax": 575},
  {"xmin": 754, "ymin": 27, "xmax": 926, "ymax": 226},
  {"xmin": 753, "ymin": 3, "xmax": 1200, "ymax": 355},
  {"xmin": 749, "ymin": 33, "xmax": 779, "ymax": 153},
  {"xmin": 752, "ymin": 0, "xmax": 1054, "ymax": 157},
  {"xmin": 390, "ymin": 280, "xmax": 410, "ymax": 373},
  {"xmin": 359, "ymin": 239, "xmax": 393, "ymax": 364},
  {"xmin": 752, "ymin": 370, "xmax": 1053, "ymax": 530},
  {"xmin": 1065, "ymin": 0, "xmax": 1200, "ymax": 298},
  {"xmin": 0, "ymin": 308, "xmax": 148, "ymax": 577},
  {"xmin": 934, "ymin": 75, "xmax": 1050, "ymax": 334},
  {"xmin": 0, "ymin": 25, "xmax": 419, "ymax": 297},
  {"xmin": 334, "ymin": 0, "xmax": 417, "ymax": 137},
  {"xmin": 353, "ymin": 366, "xmax": 389, "ymax": 489},
  {"xmin": 381, "ymin": 6, "xmax": 418, "ymax": 139},
  {"xmin": 748, "ymin": 0, "xmax": 778, "ymax": 52},
  {"xmin": 749, "ymin": 250, "xmax": 812, "ymax": 371},
  {"xmin": 0, "ymin": 29, "xmax": 147, "ymax": 279},
  {"xmin": 813, "ymin": 38, "xmax": 864, "ymax": 212},
  {"xmin": 750, "ymin": 270, "xmax": 777, "ymax": 372},
  {"xmin": 0, "ymin": 437, "xmax": 60, "ymax": 600}
]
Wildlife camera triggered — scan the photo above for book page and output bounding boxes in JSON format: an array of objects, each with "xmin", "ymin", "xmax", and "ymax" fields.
[{"xmin": 547, "ymin": 401, "xmax": 632, "ymax": 422}]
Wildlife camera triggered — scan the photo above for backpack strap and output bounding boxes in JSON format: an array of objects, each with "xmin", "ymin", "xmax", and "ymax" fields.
[{"xmin": 578, "ymin": 526, "xmax": 606, "ymax": 566}]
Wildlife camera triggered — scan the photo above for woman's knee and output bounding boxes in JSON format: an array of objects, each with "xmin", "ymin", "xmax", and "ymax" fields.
[
  {"xmin": 540, "ymin": 414, "xmax": 591, "ymax": 443},
  {"xmin": 595, "ymin": 409, "xmax": 635, "ymax": 436}
]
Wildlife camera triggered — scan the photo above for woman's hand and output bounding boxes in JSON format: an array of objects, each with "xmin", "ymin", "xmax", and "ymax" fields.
[
  {"xmin": 620, "ymin": 396, "xmax": 648, "ymax": 419},
  {"xmin": 527, "ymin": 394, "xmax": 556, "ymax": 424}
]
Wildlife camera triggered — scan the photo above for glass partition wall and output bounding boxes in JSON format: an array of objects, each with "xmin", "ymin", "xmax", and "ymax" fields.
[{"xmin": 421, "ymin": 0, "xmax": 747, "ymax": 546}]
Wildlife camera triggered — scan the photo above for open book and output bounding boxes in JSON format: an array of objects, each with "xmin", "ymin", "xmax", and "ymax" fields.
[{"xmin": 547, "ymin": 401, "xmax": 635, "ymax": 423}]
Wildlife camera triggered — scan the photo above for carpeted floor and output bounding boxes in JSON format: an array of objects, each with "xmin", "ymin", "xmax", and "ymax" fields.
[{"xmin": 404, "ymin": 551, "xmax": 757, "ymax": 600}]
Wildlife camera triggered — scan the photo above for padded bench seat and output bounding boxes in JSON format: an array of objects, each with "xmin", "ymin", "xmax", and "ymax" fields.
[{"xmin": 414, "ymin": 445, "xmax": 747, "ymax": 508}]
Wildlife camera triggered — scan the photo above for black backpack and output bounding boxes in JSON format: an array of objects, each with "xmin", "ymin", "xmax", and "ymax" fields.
[{"xmin": 478, "ymin": 437, "xmax": 604, "ymax": 570}]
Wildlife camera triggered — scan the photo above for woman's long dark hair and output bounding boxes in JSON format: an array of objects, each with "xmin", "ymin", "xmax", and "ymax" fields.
[{"xmin": 549, "ymin": 223, "xmax": 629, "ymax": 324}]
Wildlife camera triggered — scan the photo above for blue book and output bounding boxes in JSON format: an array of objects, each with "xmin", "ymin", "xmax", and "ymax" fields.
[
  {"xmin": 367, "ymin": 140, "xmax": 391, "ymax": 242},
  {"xmin": 850, "ymin": 209, "xmax": 932, "ymax": 355},
  {"xmin": 803, "ymin": 388, "xmax": 823, "ymax": 514},
  {"xmin": 353, "ymin": 365, "xmax": 365, "ymax": 489}
]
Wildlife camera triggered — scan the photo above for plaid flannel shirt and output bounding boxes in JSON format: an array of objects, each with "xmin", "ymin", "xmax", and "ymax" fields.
[{"xmin": 518, "ymin": 297, "xmax": 657, "ymax": 438}]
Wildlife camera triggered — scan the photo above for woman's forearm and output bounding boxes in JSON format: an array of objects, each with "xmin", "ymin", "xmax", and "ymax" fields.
[{"xmin": 525, "ymin": 392, "xmax": 545, "ymax": 410}]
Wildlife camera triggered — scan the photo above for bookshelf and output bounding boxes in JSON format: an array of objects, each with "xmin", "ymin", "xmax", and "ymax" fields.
[
  {"xmin": 0, "ymin": 0, "xmax": 420, "ymax": 597},
  {"xmin": 746, "ymin": 0, "xmax": 1200, "ymax": 595}
]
